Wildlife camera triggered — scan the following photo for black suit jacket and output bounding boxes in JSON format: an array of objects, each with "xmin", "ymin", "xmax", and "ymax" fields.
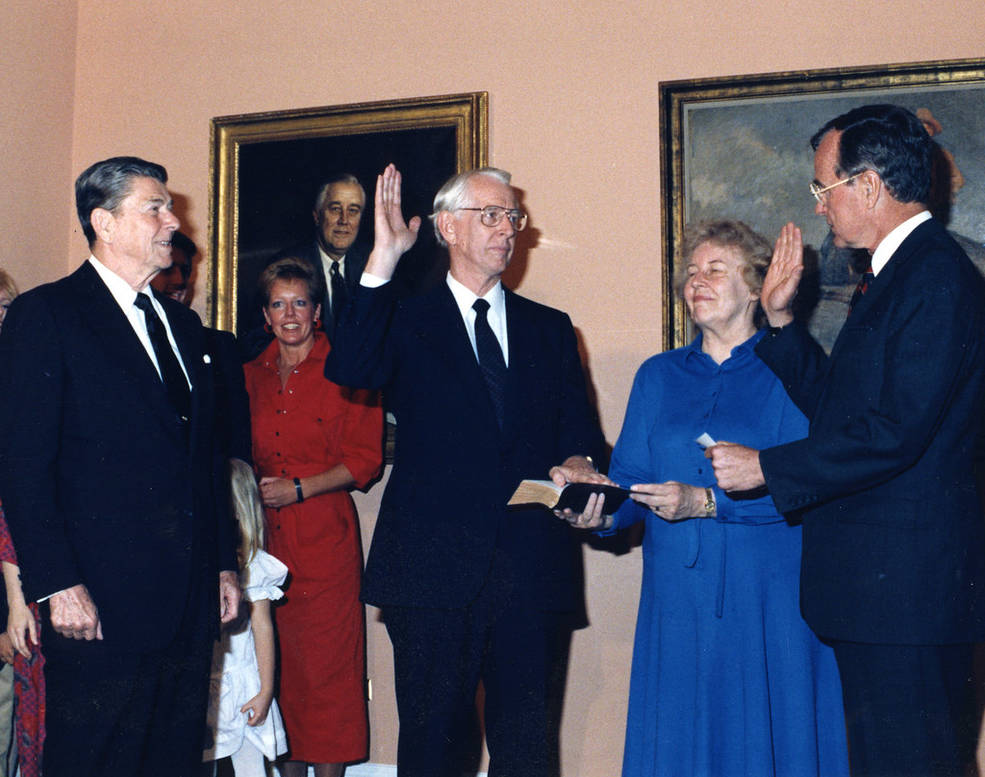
[
  {"xmin": 204, "ymin": 328, "xmax": 252, "ymax": 463},
  {"xmin": 0, "ymin": 262, "xmax": 237, "ymax": 651},
  {"xmin": 757, "ymin": 218, "xmax": 985, "ymax": 644},
  {"xmin": 325, "ymin": 280, "xmax": 604, "ymax": 611}
]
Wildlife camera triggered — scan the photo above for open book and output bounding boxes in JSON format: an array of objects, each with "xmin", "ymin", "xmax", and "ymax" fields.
[{"xmin": 507, "ymin": 479, "xmax": 631, "ymax": 513}]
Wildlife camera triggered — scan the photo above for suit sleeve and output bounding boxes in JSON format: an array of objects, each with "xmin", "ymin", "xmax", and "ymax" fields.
[
  {"xmin": 554, "ymin": 311, "xmax": 606, "ymax": 465},
  {"xmin": 761, "ymin": 252, "xmax": 985, "ymax": 514},
  {"xmin": 755, "ymin": 321, "xmax": 829, "ymax": 419},
  {"xmin": 324, "ymin": 283, "xmax": 398, "ymax": 390},
  {"xmin": 0, "ymin": 294, "xmax": 82, "ymax": 601},
  {"xmin": 211, "ymin": 330, "xmax": 253, "ymax": 464}
]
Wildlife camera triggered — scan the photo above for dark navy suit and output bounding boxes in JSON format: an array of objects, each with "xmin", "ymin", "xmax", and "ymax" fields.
[
  {"xmin": 326, "ymin": 279, "xmax": 604, "ymax": 776},
  {"xmin": 756, "ymin": 218, "xmax": 985, "ymax": 775}
]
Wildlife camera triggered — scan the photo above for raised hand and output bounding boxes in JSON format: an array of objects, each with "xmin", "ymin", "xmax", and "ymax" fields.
[
  {"xmin": 761, "ymin": 222, "xmax": 804, "ymax": 327},
  {"xmin": 365, "ymin": 163, "xmax": 422, "ymax": 280}
]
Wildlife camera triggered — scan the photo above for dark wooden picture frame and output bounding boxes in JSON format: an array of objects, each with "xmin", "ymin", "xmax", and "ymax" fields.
[{"xmin": 659, "ymin": 58, "xmax": 985, "ymax": 351}]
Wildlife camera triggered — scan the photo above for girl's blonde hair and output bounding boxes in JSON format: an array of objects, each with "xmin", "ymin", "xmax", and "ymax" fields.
[
  {"xmin": 229, "ymin": 458, "xmax": 265, "ymax": 584},
  {"xmin": 0, "ymin": 268, "xmax": 18, "ymax": 300}
]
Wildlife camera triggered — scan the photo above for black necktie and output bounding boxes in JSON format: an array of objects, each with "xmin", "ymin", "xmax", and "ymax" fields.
[
  {"xmin": 330, "ymin": 261, "xmax": 348, "ymax": 325},
  {"xmin": 134, "ymin": 293, "xmax": 191, "ymax": 422},
  {"xmin": 472, "ymin": 298, "xmax": 507, "ymax": 428},
  {"xmin": 848, "ymin": 266, "xmax": 875, "ymax": 315}
]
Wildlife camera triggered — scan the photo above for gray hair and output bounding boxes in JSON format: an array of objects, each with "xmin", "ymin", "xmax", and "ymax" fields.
[
  {"xmin": 676, "ymin": 219, "xmax": 773, "ymax": 329},
  {"xmin": 429, "ymin": 167, "xmax": 512, "ymax": 246},
  {"xmin": 313, "ymin": 173, "xmax": 365, "ymax": 213}
]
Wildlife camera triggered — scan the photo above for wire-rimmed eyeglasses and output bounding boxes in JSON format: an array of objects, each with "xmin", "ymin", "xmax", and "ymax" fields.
[
  {"xmin": 809, "ymin": 173, "xmax": 861, "ymax": 203},
  {"xmin": 456, "ymin": 205, "xmax": 528, "ymax": 231}
]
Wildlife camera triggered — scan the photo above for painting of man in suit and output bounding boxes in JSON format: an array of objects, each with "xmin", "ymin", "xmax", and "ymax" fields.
[
  {"xmin": 240, "ymin": 173, "xmax": 370, "ymax": 360},
  {"xmin": 0, "ymin": 157, "xmax": 240, "ymax": 777}
]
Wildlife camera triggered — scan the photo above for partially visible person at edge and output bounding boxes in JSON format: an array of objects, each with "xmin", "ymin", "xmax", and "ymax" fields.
[
  {"xmin": 0, "ymin": 266, "xmax": 41, "ymax": 777},
  {"xmin": 706, "ymin": 105, "xmax": 985, "ymax": 777},
  {"xmin": 0, "ymin": 504, "xmax": 42, "ymax": 777},
  {"xmin": 244, "ymin": 257, "xmax": 382, "ymax": 777},
  {"xmin": 0, "ymin": 270, "xmax": 16, "ymax": 333},
  {"xmin": 325, "ymin": 164, "xmax": 608, "ymax": 777},
  {"xmin": 565, "ymin": 220, "xmax": 848, "ymax": 777}
]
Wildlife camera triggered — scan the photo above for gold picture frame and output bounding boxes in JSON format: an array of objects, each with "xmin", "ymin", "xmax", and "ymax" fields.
[
  {"xmin": 659, "ymin": 58, "xmax": 985, "ymax": 351},
  {"xmin": 208, "ymin": 92, "xmax": 488, "ymax": 331}
]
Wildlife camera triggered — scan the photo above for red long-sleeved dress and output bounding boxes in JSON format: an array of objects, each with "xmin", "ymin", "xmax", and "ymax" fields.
[{"xmin": 244, "ymin": 333, "xmax": 382, "ymax": 762}]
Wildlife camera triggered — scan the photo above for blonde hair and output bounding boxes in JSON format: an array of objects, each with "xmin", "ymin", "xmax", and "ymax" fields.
[
  {"xmin": 0, "ymin": 268, "xmax": 18, "ymax": 300},
  {"xmin": 675, "ymin": 219, "xmax": 773, "ymax": 328},
  {"xmin": 229, "ymin": 458, "xmax": 265, "ymax": 584},
  {"xmin": 675, "ymin": 219, "xmax": 773, "ymax": 299}
]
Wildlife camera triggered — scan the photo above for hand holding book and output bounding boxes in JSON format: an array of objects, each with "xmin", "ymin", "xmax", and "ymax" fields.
[{"xmin": 510, "ymin": 454, "xmax": 619, "ymax": 530}]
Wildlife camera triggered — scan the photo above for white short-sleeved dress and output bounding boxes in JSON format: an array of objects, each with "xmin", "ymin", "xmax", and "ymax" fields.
[{"xmin": 203, "ymin": 549, "xmax": 289, "ymax": 762}]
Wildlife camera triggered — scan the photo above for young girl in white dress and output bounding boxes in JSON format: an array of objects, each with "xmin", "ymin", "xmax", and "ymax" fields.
[{"xmin": 203, "ymin": 459, "xmax": 289, "ymax": 776}]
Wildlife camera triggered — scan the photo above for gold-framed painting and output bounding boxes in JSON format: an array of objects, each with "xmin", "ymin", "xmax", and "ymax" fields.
[
  {"xmin": 659, "ymin": 58, "xmax": 985, "ymax": 351},
  {"xmin": 208, "ymin": 92, "xmax": 488, "ymax": 333}
]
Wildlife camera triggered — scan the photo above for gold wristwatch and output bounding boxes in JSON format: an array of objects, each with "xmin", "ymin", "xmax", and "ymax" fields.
[{"xmin": 703, "ymin": 487, "xmax": 715, "ymax": 517}]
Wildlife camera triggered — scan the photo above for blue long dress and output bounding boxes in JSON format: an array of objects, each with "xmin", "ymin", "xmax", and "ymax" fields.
[{"xmin": 607, "ymin": 330, "xmax": 848, "ymax": 777}]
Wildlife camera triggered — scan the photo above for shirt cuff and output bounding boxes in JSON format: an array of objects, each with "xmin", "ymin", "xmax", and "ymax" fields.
[{"xmin": 360, "ymin": 272, "xmax": 389, "ymax": 288}]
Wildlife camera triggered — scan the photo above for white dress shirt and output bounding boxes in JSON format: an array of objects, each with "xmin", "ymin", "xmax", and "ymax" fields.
[
  {"xmin": 360, "ymin": 269, "xmax": 509, "ymax": 366},
  {"xmin": 445, "ymin": 272, "xmax": 509, "ymax": 366},
  {"xmin": 88, "ymin": 255, "xmax": 191, "ymax": 388},
  {"xmin": 318, "ymin": 246, "xmax": 346, "ymax": 310},
  {"xmin": 871, "ymin": 210, "xmax": 932, "ymax": 276}
]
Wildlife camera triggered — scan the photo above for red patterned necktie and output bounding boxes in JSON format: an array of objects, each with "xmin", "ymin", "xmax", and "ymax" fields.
[{"xmin": 848, "ymin": 266, "xmax": 874, "ymax": 315}]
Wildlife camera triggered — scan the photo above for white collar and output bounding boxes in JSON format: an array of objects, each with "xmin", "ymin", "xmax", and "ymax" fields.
[
  {"xmin": 318, "ymin": 244, "xmax": 346, "ymax": 273},
  {"xmin": 871, "ymin": 210, "xmax": 931, "ymax": 276},
  {"xmin": 445, "ymin": 271, "xmax": 505, "ymax": 319},
  {"xmin": 88, "ymin": 254, "xmax": 152, "ymax": 305}
]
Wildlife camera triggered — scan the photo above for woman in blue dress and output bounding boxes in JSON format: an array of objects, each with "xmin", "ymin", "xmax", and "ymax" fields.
[{"xmin": 603, "ymin": 220, "xmax": 848, "ymax": 777}]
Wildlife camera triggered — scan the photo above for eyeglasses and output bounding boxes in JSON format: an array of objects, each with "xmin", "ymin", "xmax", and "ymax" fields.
[
  {"xmin": 456, "ymin": 205, "xmax": 528, "ymax": 231},
  {"xmin": 809, "ymin": 173, "xmax": 861, "ymax": 203}
]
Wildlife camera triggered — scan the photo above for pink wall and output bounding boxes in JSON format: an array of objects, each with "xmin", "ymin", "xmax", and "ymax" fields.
[
  {"xmin": 0, "ymin": 0, "xmax": 77, "ymax": 292},
  {"xmin": 4, "ymin": 0, "xmax": 984, "ymax": 771}
]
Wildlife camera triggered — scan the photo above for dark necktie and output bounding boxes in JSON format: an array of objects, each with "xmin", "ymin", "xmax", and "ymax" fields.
[
  {"xmin": 848, "ymin": 266, "xmax": 874, "ymax": 315},
  {"xmin": 134, "ymin": 293, "xmax": 191, "ymax": 422},
  {"xmin": 330, "ymin": 261, "xmax": 347, "ymax": 325},
  {"xmin": 472, "ymin": 298, "xmax": 507, "ymax": 428}
]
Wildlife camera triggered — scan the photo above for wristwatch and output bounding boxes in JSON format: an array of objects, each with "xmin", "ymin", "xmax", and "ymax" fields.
[{"xmin": 703, "ymin": 487, "xmax": 715, "ymax": 517}]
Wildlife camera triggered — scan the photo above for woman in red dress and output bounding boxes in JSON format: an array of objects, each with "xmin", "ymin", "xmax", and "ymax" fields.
[{"xmin": 244, "ymin": 257, "xmax": 382, "ymax": 777}]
